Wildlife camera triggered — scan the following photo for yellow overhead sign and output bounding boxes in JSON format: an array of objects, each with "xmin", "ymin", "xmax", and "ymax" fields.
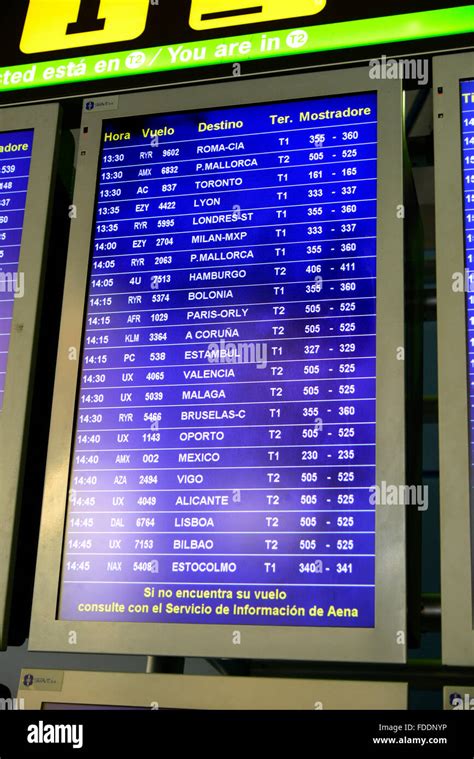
[
  {"xmin": 20, "ymin": 0, "xmax": 328, "ymax": 55},
  {"xmin": 189, "ymin": 0, "xmax": 327, "ymax": 30},
  {"xmin": 20, "ymin": 0, "xmax": 150, "ymax": 54}
]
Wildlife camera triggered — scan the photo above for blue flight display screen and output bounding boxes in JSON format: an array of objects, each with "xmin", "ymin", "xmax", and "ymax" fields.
[
  {"xmin": 0, "ymin": 129, "xmax": 34, "ymax": 410},
  {"xmin": 59, "ymin": 92, "xmax": 378, "ymax": 627},
  {"xmin": 461, "ymin": 79, "xmax": 474, "ymax": 611}
]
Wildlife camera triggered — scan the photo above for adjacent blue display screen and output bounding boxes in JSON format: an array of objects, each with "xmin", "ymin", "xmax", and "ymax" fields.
[
  {"xmin": 59, "ymin": 92, "xmax": 378, "ymax": 627},
  {"xmin": 0, "ymin": 129, "xmax": 34, "ymax": 410},
  {"xmin": 460, "ymin": 80, "xmax": 474, "ymax": 617}
]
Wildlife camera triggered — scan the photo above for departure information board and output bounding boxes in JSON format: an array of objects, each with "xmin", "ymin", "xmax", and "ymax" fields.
[
  {"xmin": 0, "ymin": 129, "xmax": 33, "ymax": 410},
  {"xmin": 59, "ymin": 92, "xmax": 378, "ymax": 628},
  {"xmin": 460, "ymin": 79, "xmax": 474, "ymax": 602}
]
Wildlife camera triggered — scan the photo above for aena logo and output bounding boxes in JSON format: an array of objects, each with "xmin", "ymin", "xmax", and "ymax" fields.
[{"xmin": 20, "ymin": 0, "xmax": 327, "ymax": 54}]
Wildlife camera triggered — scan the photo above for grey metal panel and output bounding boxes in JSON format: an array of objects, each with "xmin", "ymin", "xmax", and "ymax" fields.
[
  {"xmin": 29, "ymin": 68, "xmax": 406, "ymax": 662},
  {"xmin": 17, "ymin": 669, "xmax": 408, "ymax": 710},
  {"xmin": 0, "ymin": 103, "xmax": 60, "ymax": 650},
  {"xmin": 434, "ymin": 52, "xmax": 474, "ymax": 666}
]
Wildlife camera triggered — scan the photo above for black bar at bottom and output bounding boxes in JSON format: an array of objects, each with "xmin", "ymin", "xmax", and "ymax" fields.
[{"xmin": 0, "ymin": 711, "xmax": 471, "ymax": 757}]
